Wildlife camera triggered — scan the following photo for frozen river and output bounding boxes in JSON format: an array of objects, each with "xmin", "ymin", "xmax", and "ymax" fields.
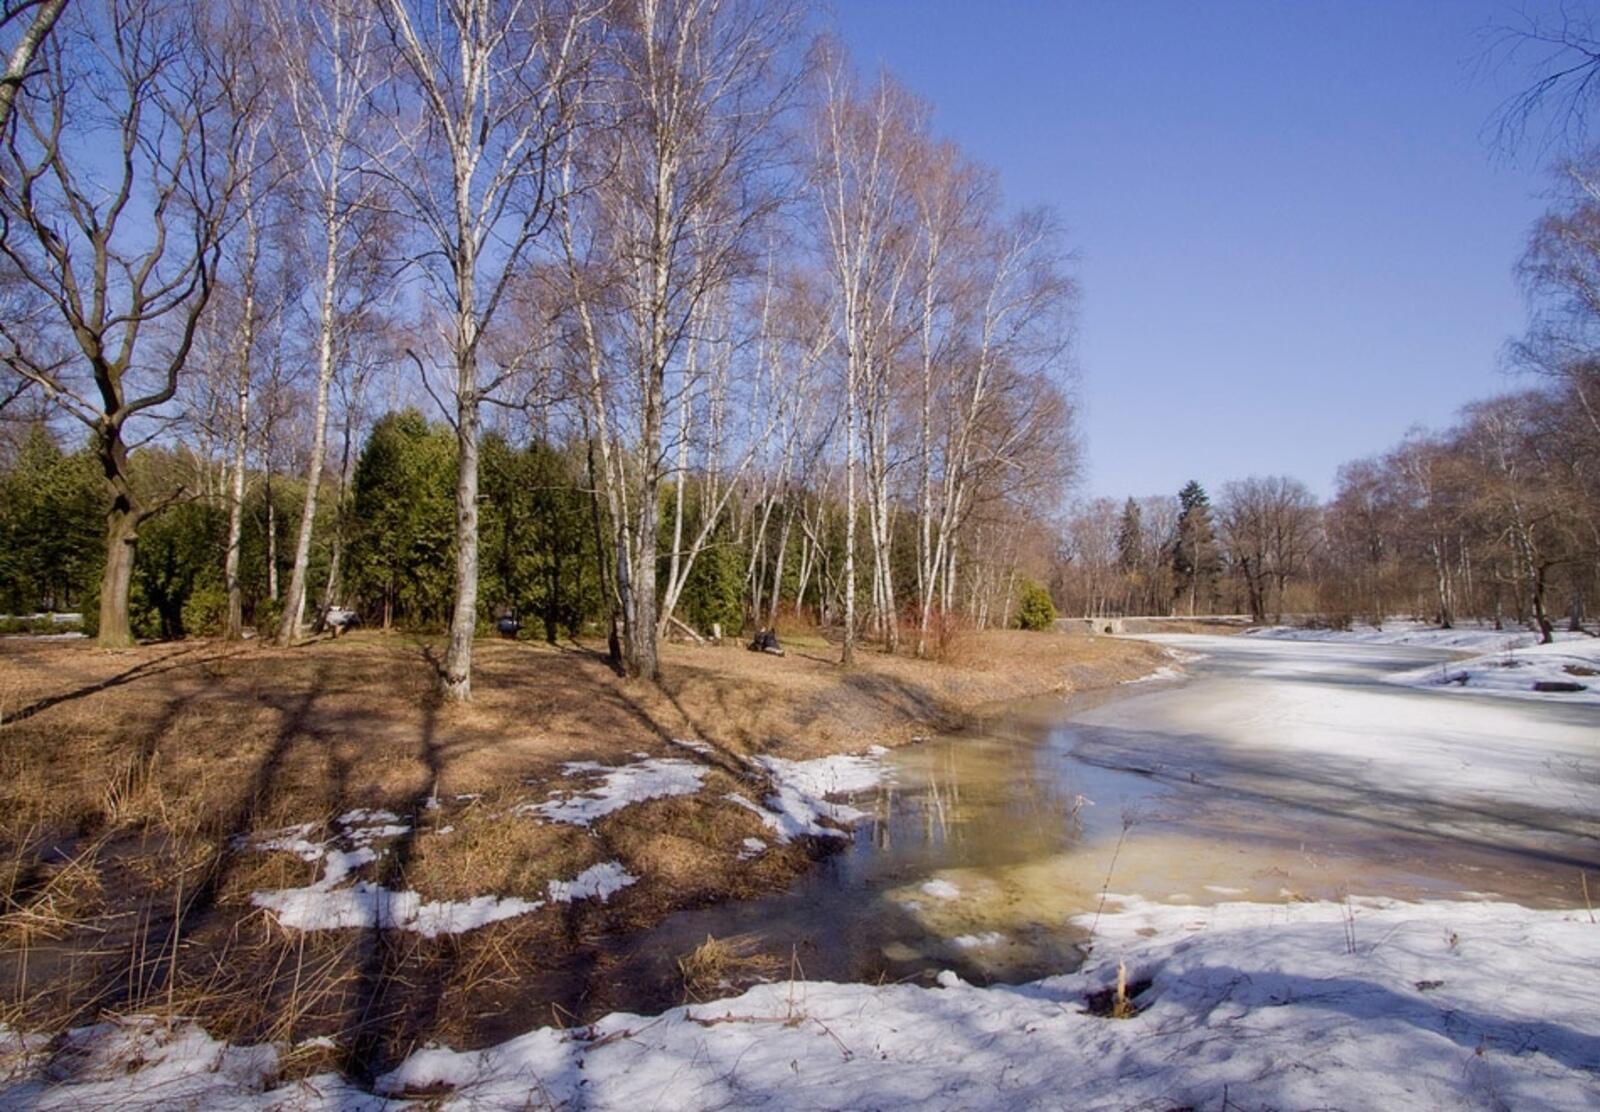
[{"xmin": 582, "ymin": 633, "xmax": 1600, "ymax": 1006}]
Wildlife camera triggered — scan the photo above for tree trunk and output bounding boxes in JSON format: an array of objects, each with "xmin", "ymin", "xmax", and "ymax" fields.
[
  {"xmin": 442, "ymin": 378, "xmax": 480, "ymax": 700},
  {"xmin": 0, "ymin": 0, "xmax": 66, "ymax": 133},
  {"xmin": 265, "ymin": 481, "xmax": 278, "ymax": 601},
  {"xmin": 223, "ymin": 368, "xmax": 249, "ymax": 639},
  {"xmin": 842, "ymin": 370, "xmax": 857, "ymax": 666},
  {"xmin": 585, "ymin": 435, "xmax": 622, "ymax": 668},
  {"xmin": 627, "ymin": 475, "xmax": 660, "ymax": 680},
  {"xmin": 98, "ymin": 504, "xmax": 139, "ymax": 648},
  {"xmin": 278, "ymin": 216, "xmax": 341, "ymax": 646},
  {"xmin": 1532, "ymin": 563, "xmax": 1554, "ymax": 644}
]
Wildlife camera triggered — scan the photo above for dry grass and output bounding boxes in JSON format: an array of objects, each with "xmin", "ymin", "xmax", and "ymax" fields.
[
  {"xmin": 0, "ymin": 626, "xmax": 1160, "ymax": 1068},
  {"xmin": 677, "ymin": 934, "xmax": 783, "ymax": 1002}
]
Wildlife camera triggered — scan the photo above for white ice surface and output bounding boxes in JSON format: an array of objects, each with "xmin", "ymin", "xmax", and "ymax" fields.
[{"xmin": 1102, "ymin": 635, "xmax": 1600, "ymax": 834}]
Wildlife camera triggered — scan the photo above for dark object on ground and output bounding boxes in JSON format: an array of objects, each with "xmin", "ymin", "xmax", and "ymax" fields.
[
  {"xmin": 497, "ymin": 616, "xmax": 522, "ymax": 639},
  {"xmin": 748, "ymin": 628, "xmax": 784, "ymax": 656},
  {"xmin": 1532, "ymin": 680, "xmax": 1585, "ymax": 693},
  {"xmin": 324, "ymin": 607, "xmax": 359, "ymax": 637}
]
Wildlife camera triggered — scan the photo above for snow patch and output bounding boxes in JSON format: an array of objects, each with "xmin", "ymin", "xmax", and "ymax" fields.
[
  {"xmin": 949, "ymin": 932, "xmax": 1005, "ymax": 949},
  {"xmin": 741, "ymin": 747, "xmax": 888, "ymax": 842},
  {"xmin": 516, "ymin": 757, "xmax": 707, "ymax": 825},
  {"xmin": 243, "ymin": 812, "xmax": 628, "ymax": 937},
  {"xmin": 738, "ymin": 837, "xmax": 766, "ymax": 860},
  {"xmin": 1383, "ymin": 638, "xmax": 1600, "ymax": 704},
  {"xmin": 545, "ymin": 862, "xmax": 636, "ymax": 904}
]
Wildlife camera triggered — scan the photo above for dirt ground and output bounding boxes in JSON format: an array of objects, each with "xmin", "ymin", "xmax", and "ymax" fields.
[{"xmin": 0, "ymin": 627, "xmax": 1164, "ymax": 1075}]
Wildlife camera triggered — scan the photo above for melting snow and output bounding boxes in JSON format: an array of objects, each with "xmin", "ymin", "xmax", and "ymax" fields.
[
  {"xmin": 738, "ymin": 837, "xmax": 766, "ymax": 859},
  {"xmin": 516, "ymin": 758, "xmax": 707, "ymax": 825},
  {"xmin": 16, "ymin": 897, "xmax": 1598, "ymax": 1108},
  {"xmin": 950, "ymin": 932, "xmax": 1005, "ymax": 949},
  {"xmin": 1383, "ymin": 638, "xmax": 1600, "ymax": 704},
  {"xmin": 1246, "ymin": 620, "xmax": 1591, "ymax": 652},
  {"xmin": 544, "ymin": 862, "xmax": 636, "ymax": 904},
  {"xmin": 243, "ymin": 812, "xmax": 631, "ymax": 937},
  {"xmin": 738, "ymin": 747, "xmax": 888, "ymax": 842}
]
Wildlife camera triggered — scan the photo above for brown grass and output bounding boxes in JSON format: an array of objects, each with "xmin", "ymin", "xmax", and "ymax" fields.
[
  {"xmin": 0, "ymin": 626, "xmax": 1160, "ymax": 1069},
  {"xmin": 677, "ymin": 934, "xmax": 783, "ymax": 1002}
]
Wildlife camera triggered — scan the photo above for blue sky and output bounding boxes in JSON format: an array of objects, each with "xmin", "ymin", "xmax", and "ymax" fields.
[{"xmin": 832, "ymin": 0, "xmax": 1570, "ymax": 499}]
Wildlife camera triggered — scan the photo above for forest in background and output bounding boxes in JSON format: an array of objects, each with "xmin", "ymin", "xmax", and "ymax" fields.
[
  {"xmin": 0, "ymin": 0, "xmax": 1076, "ymax": 694},
  {"xmin": 1, "ymin": 0, "xmax": 1597, "ymax": 678}
]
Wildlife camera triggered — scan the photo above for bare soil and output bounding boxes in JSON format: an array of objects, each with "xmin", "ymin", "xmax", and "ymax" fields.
[{"xmin": 0, "ymin": 627, "xmax": 1162, "ymax": 1074}]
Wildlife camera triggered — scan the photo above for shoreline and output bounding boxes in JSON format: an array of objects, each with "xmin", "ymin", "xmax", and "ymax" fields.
[{"xmin": 0, "ymin": 628, "xmax": 1173, "ymax": 1066}]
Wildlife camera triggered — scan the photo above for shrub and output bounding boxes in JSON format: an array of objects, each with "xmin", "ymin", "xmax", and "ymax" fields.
[{"xmin": 1015, "ymin": 579, "xmax": 1057, "ymax": 631}]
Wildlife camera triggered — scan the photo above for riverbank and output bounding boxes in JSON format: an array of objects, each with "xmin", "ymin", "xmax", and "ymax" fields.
[
  {"xmin": 13, "ymin": 895, "xmax": 1591, "ymax": 1110},
  {"xmin": 0, "ymin": 628, "xmax": 1167, "ymax": 1070}
]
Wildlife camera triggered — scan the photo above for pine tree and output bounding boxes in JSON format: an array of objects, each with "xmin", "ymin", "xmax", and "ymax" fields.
[
  {"xmin": 346, "ymin": 410, "xmax": 457, "ymax": 629},
  {"xmin": 1116, "ymin": 498, "xmax": 1143, "ymax": 572},
  {"xmin": 1172, "ymin": 480, "xmax": 1219, "ymax": 615}
]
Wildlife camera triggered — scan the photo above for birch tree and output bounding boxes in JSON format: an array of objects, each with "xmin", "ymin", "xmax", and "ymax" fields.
[
  {"xmin": 565, "ymin": 0, "xmax": 802, "ymax": 681},
  {"xmin": 0, "ymin": 0, "xmax": 69, "ymax": 132},
  {"xmin": 812, "ymin": 45, "xmax": 919, "ymax": 664},
  {"xmin": 378, "ymin": 0, "xmax": 593, "ymax": 699},
  {"xmin": 273, "ymin": 0, "xmax": 396, "ymax": 645}
]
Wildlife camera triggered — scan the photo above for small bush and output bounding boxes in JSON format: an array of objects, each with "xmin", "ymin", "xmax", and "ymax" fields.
[
  {"xmin": 1015, "ymin": 579, "xmax": 1056, "ymax": 631},
  {"xmin": 183, "ymin": 583, "xmax": 228, "ymax": 638}
]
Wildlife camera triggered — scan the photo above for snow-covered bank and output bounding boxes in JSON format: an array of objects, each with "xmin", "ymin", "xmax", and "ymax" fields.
[
  {"xmin": 7, "ymin": 897, "xmax": 1597, "ymax": 1109},
  {"xmin": 1247, "ymin": 619, "xmax": 1590, "ymax": 652},
  {"xmin": 1384, "ymin": 637, "xmax": 1600, "ymax": 704}
]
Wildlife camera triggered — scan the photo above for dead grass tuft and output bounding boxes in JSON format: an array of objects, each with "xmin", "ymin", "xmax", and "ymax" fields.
[{"xmin": 677, "ymin": 934, "xmax": 782, "ymax": 1002}]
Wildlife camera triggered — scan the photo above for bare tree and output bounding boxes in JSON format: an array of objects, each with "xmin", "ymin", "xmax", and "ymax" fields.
[
  {"xmin": 1220, "ymin": 476, "xmax": 1318, "ymax": 623},
  {"xmin": 378, "ymin": 0, "xmax": 594, "ymax": 699},
  {"xmin": 1488, "ymin": 6, "xmax": 1600, "ymax": 153},
  {"xmin": 812, "ymin": 43, "xmax": 918, "ymax": 664},
  {"xmin": 564, "ymin": 0, "xmax": 802, "ymax": 681},
  {"xmin": 0, "ymin": 0, "xmax": 248, "ymax": 646},
  {"xmin": 273, "ymin": 0, "xmax": 397, "ymax": 645},
  {"xmin": 0, "ymin": 0, "xmax": 69, "ymax": 132}
]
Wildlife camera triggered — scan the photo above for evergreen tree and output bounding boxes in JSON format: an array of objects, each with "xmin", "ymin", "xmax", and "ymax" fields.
[
  {"xmin": 131, "ymin": 501, "xmax": 226, "ymax": 640},
  {"xmin": 0, "ymin": 426, "xmax": 102, "ymax": 614},
  {"xmin": 1115, "ymin": 497, "xmax": 1143, "ymax": 573},
  {"xmin": 346, "ymin": 410, "xmax": 457, "ymax": 628},
  {"xmin": 1015, "ymin": 578, "xmax": 1057, "ymax": 630},
  {"xmin": 480, "ymin": 434, "xmax": 598, "ymax": 643},
  {"xmin": 1172, "ymin": 480, "xmax": 1220, "ymax": 614}
]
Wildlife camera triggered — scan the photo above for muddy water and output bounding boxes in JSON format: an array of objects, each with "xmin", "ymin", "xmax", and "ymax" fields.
[{"xmin": 557, "ymin": 636, "xmax": 1600, "ymax": 1020}]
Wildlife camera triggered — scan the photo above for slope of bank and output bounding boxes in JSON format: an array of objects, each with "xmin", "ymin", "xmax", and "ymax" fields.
[{"xmin": 0, "ymin": 629, "xmax": 1166, "ymax": 1060}]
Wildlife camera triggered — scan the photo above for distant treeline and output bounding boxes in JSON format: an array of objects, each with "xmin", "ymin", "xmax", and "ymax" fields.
[{"xmin": 1056, "ymin": 377, "xmax": 1599, "ymax": 638}]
